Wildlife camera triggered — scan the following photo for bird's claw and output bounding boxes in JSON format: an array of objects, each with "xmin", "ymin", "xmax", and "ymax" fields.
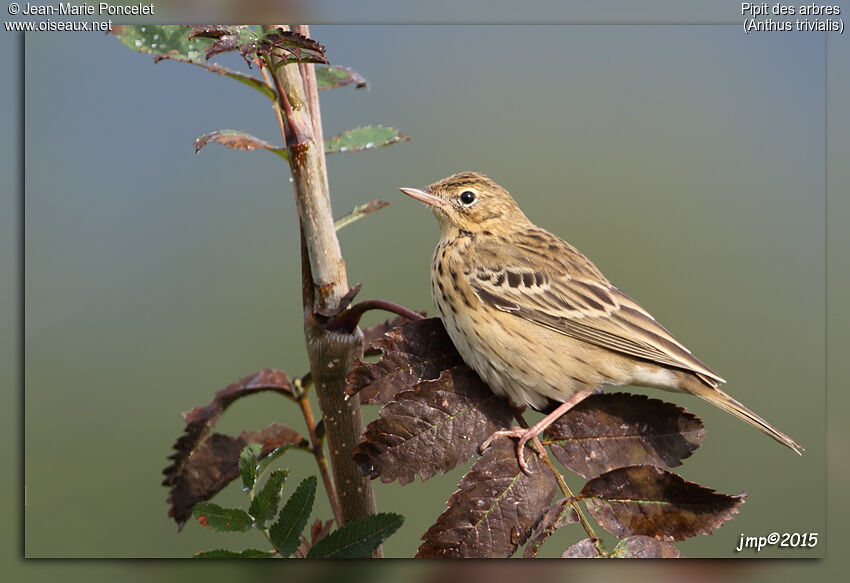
[{"xmin": 480, "ymin": 427, "xmax": 545, "ymax": 475}]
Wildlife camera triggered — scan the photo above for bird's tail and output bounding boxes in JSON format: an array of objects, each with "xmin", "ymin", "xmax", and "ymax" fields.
[{"xmin": 684, "ymin": 376, "xmax": 804, "ymax": 455}]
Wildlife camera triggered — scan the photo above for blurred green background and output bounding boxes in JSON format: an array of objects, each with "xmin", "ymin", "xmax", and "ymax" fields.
[{"xmin": 6, "ymin": 18, "xmax": 843, "ymax": 574}]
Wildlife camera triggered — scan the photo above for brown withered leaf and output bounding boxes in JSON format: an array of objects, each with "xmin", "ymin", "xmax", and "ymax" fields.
[
  {"xmin": 543, "ymin": 393, "xmax": 704, "ymax": 478},
  {"xmin": 166, "ymin": 423, "xmax": 307, "ymax": 529},
  {"xmin": 186, "ymin": 26, "xmax": 327, "ymax": 66},
  {"xmin": 194, "ymin": 130, "xmax": 286, "ymax": 157},
  {"xmin": 239, "ymin": 29, "xmax": 328, "ymax": 66},
  {"xmin": 522, "ymin": 497, "xmax": 578, "ymax": 558},
  {"xmin": 417, "ymin": 439, "xmax": 558, "ymax": 558},
  {"xmin": 162, "ymin": 369, "xmax": 297, "ymax": 526},
  {"xmin": 610, "ymin": 535, "xmax": 680, "ymax": 558},
  {"xmin": 579, "ymin": 465, "xmax": 746, "ymax": 541},
  {"xmin": 353, "ymin": 366, "xmax": 513, "ymax": 484},
  {"xmin": 186, "ymin": 25, "xmax": 253, "ymax": 60},
  {"xmin": 294, "ymin": 519, "xmax": 334, "ymax": 558},
  {"xmin": 346, "ymin": 318, "xmax": 463, "ymax": 405},
  {"xmin": 360, "ymin": 314, "xmax": 422, "ymax": 354},
  {"xmin": 561, "ymin": 538, "xmax": 600, "ymax": 558}
]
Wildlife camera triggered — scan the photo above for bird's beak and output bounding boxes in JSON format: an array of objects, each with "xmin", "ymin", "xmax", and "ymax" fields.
[{"xmin": 399, "ymin": 187, "xmax": 449, "ymax": 209}]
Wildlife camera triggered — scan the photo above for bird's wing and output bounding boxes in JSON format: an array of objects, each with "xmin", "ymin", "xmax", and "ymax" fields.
[{"xmin": 468, "ymin": 236, "xmax": 724, "ymax": 384}]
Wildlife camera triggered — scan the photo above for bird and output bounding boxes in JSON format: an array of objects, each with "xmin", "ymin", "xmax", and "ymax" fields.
[{"xmin": 400, "ymin": 171, "xmax": 803, "ymax": 473}]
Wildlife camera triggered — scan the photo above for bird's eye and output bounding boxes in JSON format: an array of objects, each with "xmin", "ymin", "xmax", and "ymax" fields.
[{"xmin": 459, "ymin": 191, "xmax": 476, "ymax": 206}]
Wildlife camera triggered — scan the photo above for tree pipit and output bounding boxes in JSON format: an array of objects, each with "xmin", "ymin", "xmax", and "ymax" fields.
[{"xmin": 401, "ymin": 172, "xmax": 803, "ymax": 473}]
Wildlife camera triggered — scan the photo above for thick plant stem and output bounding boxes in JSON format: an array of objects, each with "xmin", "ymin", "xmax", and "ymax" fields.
[{"xmin": 264, "ymin": 25, "xmax": 378, "ymax": 530}]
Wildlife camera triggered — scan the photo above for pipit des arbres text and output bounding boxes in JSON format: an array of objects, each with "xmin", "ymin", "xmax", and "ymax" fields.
[{"xmin": 400, "ymin": 172, "xmax": 803, "ymax": 473}]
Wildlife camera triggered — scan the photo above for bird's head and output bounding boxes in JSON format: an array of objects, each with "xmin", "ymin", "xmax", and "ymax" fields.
[{"xmin": 400, "ymin": 172, "xmax": 529, "ymax": 238}]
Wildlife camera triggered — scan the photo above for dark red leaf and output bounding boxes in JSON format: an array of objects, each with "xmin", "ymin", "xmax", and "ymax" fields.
[
  {"xmin": 610, "ymin": 535, "xmax": 680, "ymax": 558},
  {"xmin": 162, "ymin": 369, "xmax": 298, "ymax": 527},
  {"xmin": 561, "ymin": 538, "xmax": 599, "ymax": 558},
  {"xmin": 544, "ymin": 393, "xmax": 704, "ymax": 478},
  {"xmin": 294, "ymin": 519, "xmax": 334, "ymax": 558},
  {"xmin": 165, "ymin": 423, "xmax": 307, "ymax": 529},
  {"xmin": 579, "ymin": 465, "xmax": 746, "ymax": 541},
  {"xmin": 186, "ymin": 25, "xmax": 234, "ymax": 39},
  {"xmin": 522, "ymin": 497, "xmax": 578, "ymax": 558},
  {"xmin": 194, "ymin": 130, "xmax": 284, "ymax": 155},
  {"xmin": 186, "ymin": 25, "xmax": 249, "ymax": 60},
  {"xmin": 353, "ymin": 366, "xmax": 513, "ymax": 484},
  {"xmin": 346, "ymin": 318, "xmax": 463, "ymax": 405},
  {"xmin": 360, "ymin": 314, "xmax": 423, "ymax": 354},
  {"xmin": 239, "ymin": 29, "xmax": 328, "ymax": 66},
  {"xmin": 416, "ymin": 439, "xmax": 558, "ymax": 558}
]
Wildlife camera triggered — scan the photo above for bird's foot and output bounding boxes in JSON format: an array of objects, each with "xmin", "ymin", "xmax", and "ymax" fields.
[{"xmin": 480, "ymin": 426, "xmax": 546, "ymax": 475}]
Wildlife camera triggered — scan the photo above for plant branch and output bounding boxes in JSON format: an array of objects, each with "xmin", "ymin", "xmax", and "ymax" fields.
[
  {"xmin": 513, "ymin": 410, "xmax": 606, "ymax": 557},
  {"xmin": 263, "ymin": 24, "xmax": 378, "ymax": 533},
  {"xmin": 294, "ymin": 377, "xmax": 343, "ymax": 526},
  {"xmin": 327, "ymin": 299, "xmax": 425, "ymax": 333}
]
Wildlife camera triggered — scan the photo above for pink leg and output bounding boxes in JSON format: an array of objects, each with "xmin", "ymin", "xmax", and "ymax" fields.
[{"xmin": 481, "ymin": 389, "xmax": 595, "ymax": 474}]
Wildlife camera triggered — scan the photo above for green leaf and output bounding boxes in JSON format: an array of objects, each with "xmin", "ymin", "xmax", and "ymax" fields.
[
  {"xmin": 269, "ymin": 476, "xmax": 317, "ymax": 557},
  {"xmin": 193, "ymin": 548, "xmax": 275, "ymax": 558},
  {"xmin": 111, "ymin": 25, "xmax": 275, "ymax": 100},
  {"xmin": 325, "ymin": 126, "xmax": 409, "ymax": 154},
  {"xmin": 249, "ymin": 469, "xmax": 289, "ymax": 529},
  {"xmin": 256, "ymin": 444, "xmax": 300, "ymax": 478},
  {"xmin": 315, "ymin": 65, "xmax": 368, "ymax": 91},
  {"xmin": 239, "ymin": 443, "xmax": 262, "ymax": 490},
  {"xmin": 306, "ymin": 512, "xmax": 404, "ymax": 558},
  {"xmin": 112, "ymin": 24, "xmax": 212, "ymax": 63},
  {"xmin": 192, "ymin": 502, "xmax": 253, "ymax": 532}
]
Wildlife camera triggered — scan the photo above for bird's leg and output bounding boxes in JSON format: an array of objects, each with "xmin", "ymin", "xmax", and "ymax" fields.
[{"xmin": 481, "ymin": 389, "xmax": 595, "ymax": 474}]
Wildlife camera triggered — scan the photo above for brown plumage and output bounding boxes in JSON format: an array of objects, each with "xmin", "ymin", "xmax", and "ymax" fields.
[{"xmin": 401, "ymin": 171, "xmax": 803, "ymax": 472}]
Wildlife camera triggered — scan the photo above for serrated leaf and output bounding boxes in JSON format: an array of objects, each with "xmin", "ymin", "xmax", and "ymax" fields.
[
  {"xmin": 346, "ymin": 318, "xmax": 463, "ymax": 405},
  {"xmin": 610, "ymin": 535, "xmax": 680, "ymax": 558},
  {"xmin": 193, "ymin": 502, "xmax": 252, "ymax": 532},
  {"xmin": 543, "ymin": 393, "xmax": 705, "ymax": 479},
  {"xmin": 163, "ymin": 368, "xmax": 297, "ymax": 527},
  {"xmin": 522, "ymin": 498, "xmax": 578, "ymax": 558},
  {"xmin": 360, "ymin": 315, "xmax": 425, "ymax": 355},
  {"xmin": 417, "ymin": 439, "xmax": 558, "ymax": 558},
  {"xmin": 239, "ymin": 443, "xmax": 263, "ymax": 490},
  {"xmin": 270, "ymin": 476, "xmax": 317, "ymax": 557},
  {"xmin": 110, "ymin": 25, "xmax": 275, "ymax": 100},
  {"xmin": 307, "ymin": 513, "xmax": 404, "ymax": 558},
  {"xmin": 194, "ymin": 130, "xmax": 287, "ymax": 160},
  {"xmin": 561, "ymin": 538, "xmax": 600, "ymax": 558},
  {"xmin": 187, "ymin": 25, "xmax": 259, "ymax": 60},
  {"xmin": 240, "ymin": 28, "xmax": 328, "ymax": 66},
  {"xmin": 113, "ymin": 24, "xmax": 214, "ymax": 63},
  {"xmin": 334, "ymin": 200, "xmax": 390, "ymax": 231},
  {"xmin": 193, "ymin": 548, "xmax": 275, "ymax": 558},
  {"xmin": 354, "ymin": 366, "xmax": 513, "ymax": 484},
  {"xmin": 325, "ymin": 125, "xmax": 409, "ymax": 154},
  {"xmin": 294, "ymin": 519, "xmax": 334, "ymax": 558},
  {"xmin": 315, "ymin": 65, "xmax": 368, "ymax": 91},
  {"xmin": 579, "ymin": 465, "xmax": 746, "ymax": 541},
  {"xmin": 249, "ymin": 469, "xmax": 289, "ymax": 529},
  {"xmin": 164, "ymin": 421, "xmax": 307, "ymax": 529},
  {"xmin": 256, "ymin": 443, "xmax": 299, "ymax": 478}
]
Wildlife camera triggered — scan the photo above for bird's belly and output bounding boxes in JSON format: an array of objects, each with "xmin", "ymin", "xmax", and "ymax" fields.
[{"xmin": 433, "ymin": 289, "xmax": 619, "ymax": 410}]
